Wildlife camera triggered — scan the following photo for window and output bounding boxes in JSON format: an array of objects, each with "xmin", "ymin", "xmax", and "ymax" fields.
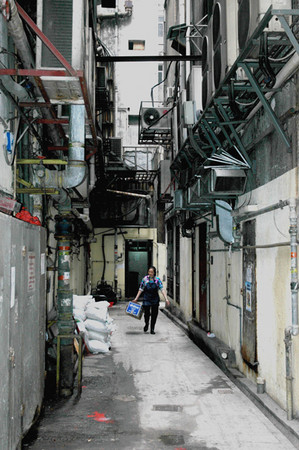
[
  {"xmin": 102, "ymin": 0, "xmax": 116, "ymax": 7},
  {"xmin": 128, "ymin": 40, "xmax": 145, "ymax": 51},
  {"xmin": 158, "ymin": 64, "xmax": 163, "ymax": 83},
  {"xmin": 128, "ymin": 115, "xmax": 139, "ymax": 125},
  {"xmin": 158, "ymin": 16, "xmax": 164, "ymax": 37}
]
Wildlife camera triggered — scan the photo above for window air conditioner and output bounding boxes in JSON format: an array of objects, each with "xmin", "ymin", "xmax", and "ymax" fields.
[
  {"xmin": 36, "ymin": 0, "xmax": 84, "ymax": 70},
  {"xmin": 187, "ymin": 179, "xmax": 210, "ymax": 206},
  {"xmin": 188, "ymin": 66, "xmax": 202, "ymax": 114},
  {"xmin": 208, "ymin": 168, "xmax": 247, "ymax": 195},
  {"xmin": 140, "ymin": 107, "xmax": 171, "ymax": 131},
  {"xmin": 177, "ymin": 90, "xmax": 188, "ymax": 147},
  {"xmin": 201, "ymin": 18, "xmax": 214, "ymax": 110},
  {"xmin": 212, "ymin": 0, "xmax": 239, "ymax": 91},
  {"xmin": 238, "ymin": 0, "xmax": 292, "ymax": 51},
  {"xmin": 174, "ymin": 189, "xmax": 184, "ymax": 210}
]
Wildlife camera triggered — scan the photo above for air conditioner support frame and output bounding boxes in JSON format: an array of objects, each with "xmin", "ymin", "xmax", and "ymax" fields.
[{"xmin": 171, "ymin": 7, "xmax": 299, "ymax": 194}]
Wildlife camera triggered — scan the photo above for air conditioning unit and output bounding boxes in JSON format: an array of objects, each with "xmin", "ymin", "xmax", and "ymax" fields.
[
  {"xmin": 212, "ymin": 0, "xmax": 239, "ymax": 91},
  {"xmin": 238, "ymin": 0, "xmax": 292, "ymax": 51},
  {"xmin": 140, "ymin": 107, "xmax": 171, "ymax": 131},
  {"xmin": 97, "ymin": 67, "xmax": 107, "ymax": 90},
  {"xmin": 208, "ymin": 168, "xmax": 247, "ymax": 196},
  {"xmin": 36, "ymin": 0, "xmax": 85, "ymax": 70},
  {"xmin": 187, "ymin": 179, "xmax": 210, "ymax": 206},
  {"xmin": 188, "ymin": 65, "xmax": 202, "ymax": 114},
  {"xmin": 201, "ymin": 18, "xmax": 214, "ymax": 110},
  {"xmin": 178, "ymin": 90, "xmax": 188, "ymax": 147},
  {"xmin": 174, "ymin": 189, "xmax": 184, "ymax": 210},
  {"xmin": 109, "ymin": 137, "xmax": 122, "ymax": 158}
]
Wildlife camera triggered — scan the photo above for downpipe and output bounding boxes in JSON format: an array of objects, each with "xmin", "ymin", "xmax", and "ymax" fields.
[
  {"xmin": 284, "ymin": 198, "xmax": 298, "ymax": 420},
  {"xmin": 34, "ymin": 105, "xmax": 86, "ymax": 190}
]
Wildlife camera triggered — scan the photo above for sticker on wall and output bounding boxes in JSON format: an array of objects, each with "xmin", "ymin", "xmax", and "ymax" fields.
[
  {"xmin": 245, "ymin": 281, "xmax": 252, "ymax": 312},
  {"xmin": 28, "ymin": 252, "xmax": 36, "ymax": 291},
  {"xmin": 10, "ymin": 266, "xmax": 15, "ymax": 308}
]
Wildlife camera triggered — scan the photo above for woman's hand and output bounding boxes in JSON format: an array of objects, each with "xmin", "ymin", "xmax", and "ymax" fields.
[
  {"xmin": 165, "ymin": 299, "xmax": 170, "ymax": 307},
  {"xmin": 132, "ymin": 298, "xmax": 138, "ymax": 303}
]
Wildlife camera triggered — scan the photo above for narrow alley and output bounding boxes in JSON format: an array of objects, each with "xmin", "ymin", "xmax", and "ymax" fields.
[{"xmin": 23, "ymin": 304, "xmax": 298, "ymax": 450}]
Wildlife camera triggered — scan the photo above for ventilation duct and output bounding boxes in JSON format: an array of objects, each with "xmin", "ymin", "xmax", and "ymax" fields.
[
  {"xmin": 201, "ymin": 18, "xmax": 214, "ymax": 110},
  {"xmin": 212, "ymin": 0, "xmax": 239, "ymax": 91}
]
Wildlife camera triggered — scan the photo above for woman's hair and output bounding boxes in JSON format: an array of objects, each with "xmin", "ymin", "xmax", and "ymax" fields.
[{"xmin": 148, "ymin": 265, "xmax": 157, "ymax": 277}]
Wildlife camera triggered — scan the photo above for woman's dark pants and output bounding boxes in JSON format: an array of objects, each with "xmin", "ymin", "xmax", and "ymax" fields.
[{"xmin": 143, "ymin": 304, "xmax": 159, "ymax": 331}]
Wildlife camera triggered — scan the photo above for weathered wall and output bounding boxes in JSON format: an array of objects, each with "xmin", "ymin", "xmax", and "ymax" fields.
[
  {"xmin": 0, "ymin": 213, "xmax": 46, "ymax": 449},
  {"xmin": 91, "ymin": 227, "xmax": 167, "ymax": 298}
]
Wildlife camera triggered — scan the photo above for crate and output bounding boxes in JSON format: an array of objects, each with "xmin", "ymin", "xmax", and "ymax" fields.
[{"xmin": 126, "ymin": 301, "xmax": 143, "ymax": 320}]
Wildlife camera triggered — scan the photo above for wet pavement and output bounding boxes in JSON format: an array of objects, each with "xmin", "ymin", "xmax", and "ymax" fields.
[{"xmin": 23, "ymin": 303, "xmax": 298, "ymax": 449}]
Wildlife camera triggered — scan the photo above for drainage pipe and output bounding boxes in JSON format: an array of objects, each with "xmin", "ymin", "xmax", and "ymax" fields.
[
  {"xmin": 34, "ymin": 105, "xmax": 86, "ymax": 190},
  {"xmin": 289, "ymin": 198, "xmax": 298, "ymax": 336},
  {"xmin": 285, "ymin": 327, "xmax": 293, "ymax": 420}
]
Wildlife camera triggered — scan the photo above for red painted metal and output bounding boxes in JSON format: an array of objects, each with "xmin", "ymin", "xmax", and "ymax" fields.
[
  {"xmin": 34, "ymin": 76, "xmax": 66, "ymax": 140},
  {"xmin": 15, "ymin": 2, "xmax": 77, "ymax": 77},
  {"xmin": 36, "ymin": 118, "xmax": 69, "ymax": 124},
  {"xmin": 47, "ymin": 146, "xmax": 69, "ymax": 151},
  {"xmin": 19, "ymin": 102, "xmax": 52, "ymax": 108},
  {"xmin": 0, "ymin": 69, "xmax": 73, "ymax": 76}
]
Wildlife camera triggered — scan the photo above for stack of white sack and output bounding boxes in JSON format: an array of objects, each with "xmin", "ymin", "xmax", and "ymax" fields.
[
  {"xmin": 73, "ymin": 294, "xmax": 94, "ymax": 323},
  {"xmin": 73, "ymin": 295, "xmax": 115, "ymax": 354},
  {"xmin": 84, "ymin": 301, "xmax": 115, "ymax": 354}
]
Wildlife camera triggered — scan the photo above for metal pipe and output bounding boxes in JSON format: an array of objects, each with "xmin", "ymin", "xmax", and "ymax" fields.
[
  {"xmin": 238, "ymin": 52, "xmax": 299, "ymax": 132},
  {"xmin": 34, "ymin": 105, "xmax": 86, "ymax": 190},
  {"xmin": 284, "ymin": 327, "xmax": 293, "ymax": 420},
  {"xmin": 289, "ymin": 198, "xmax": 298, "ymax": 336},
  {"xmin": 114, "ymin": 228, "xmax": 118, "ymax": 293},
  {"xmin": 233, "ymin": 199, "xmax": 289, "ymax": 222},
  {"xmin": 106, "ymin": 188, "xmax": 150, "ymax": 199}
]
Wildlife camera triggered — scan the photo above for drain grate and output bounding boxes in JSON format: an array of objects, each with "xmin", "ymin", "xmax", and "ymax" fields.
[
  {"xmin": 153, "ymin": 404, "xmax": 183, "ymax": 412},
  {"xmin": 160, "ymin": 434, "xmax": 185, "ymax": 445},
  {"xmin": 217, "ymin": 389, "xmax": 233, "ymax": 394}
]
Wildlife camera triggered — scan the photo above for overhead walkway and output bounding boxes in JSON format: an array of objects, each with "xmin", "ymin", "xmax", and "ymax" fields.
[{"xmin": 23, "ymin": 303, "xmax": 298, "ymax": 449}]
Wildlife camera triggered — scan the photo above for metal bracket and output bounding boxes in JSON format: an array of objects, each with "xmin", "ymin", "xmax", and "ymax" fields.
[{"xmin": 238, "ymin": 62, "xmax": 291, "ymax": 152}]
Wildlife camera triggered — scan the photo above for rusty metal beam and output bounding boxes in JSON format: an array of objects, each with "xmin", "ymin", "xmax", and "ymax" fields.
[
  {"xmin": 36, "ymin": 118, "xmax": 69, "ymax": 124},
  {"xmin": 98, "ymin": 55, "xmax": 202, "ymax": 62},
  {"xmin": 34, "ymin": 76, "xmax": 66, "ymax": 140},
  {"xmin": 0, "ymin": 69, "xmax": 74, "ymax": 77}
]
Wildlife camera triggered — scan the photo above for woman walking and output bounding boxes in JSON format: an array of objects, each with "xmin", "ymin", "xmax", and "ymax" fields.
[{"xmin": 133, "ymin": 266, "xmax": 170, "ymax": 334}]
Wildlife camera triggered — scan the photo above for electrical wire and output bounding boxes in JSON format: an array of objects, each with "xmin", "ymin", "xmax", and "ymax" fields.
[
  {"xmin": 268, "ymin": 48, "xmax": 296, "ymax": 62},
  {"xmin": 235, "ymin": 97, "xmax": 259, "ymax": 107},
  {"xmin": 151, "ymin": 61, "xmax": 173, "ymax": 106}
]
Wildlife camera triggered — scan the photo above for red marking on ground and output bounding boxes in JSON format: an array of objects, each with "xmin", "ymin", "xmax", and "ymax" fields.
[
  {"xmin": 82, "ymin": 385, "xmax": 87, "ymax": 389},
  {"xmin": 87, "ymin": 412, "xmax": 114, "ymax": 423}
]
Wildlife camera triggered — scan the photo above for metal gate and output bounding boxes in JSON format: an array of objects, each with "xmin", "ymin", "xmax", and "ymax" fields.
[{"xmin": 0, "ymin": 214, "xmax": 46, "ymax": 448}]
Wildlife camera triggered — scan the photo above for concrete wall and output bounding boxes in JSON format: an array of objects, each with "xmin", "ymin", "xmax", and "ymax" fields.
[
  {"xmin": 98, "ymin": 0, "xmax": 164, "ymax": 145},
  {"xmin": 90, "ymin": 227, "xmax": 169, "ymax": 298}
]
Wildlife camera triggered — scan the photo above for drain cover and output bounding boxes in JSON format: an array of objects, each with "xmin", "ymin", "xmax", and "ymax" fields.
[
  {"xmin": 160, "ymin": 434, "xmax": 185, "ymax": 445},
  {"xmin": 153, "ymin": 404, "xmax": 183, "ymax": 412}
]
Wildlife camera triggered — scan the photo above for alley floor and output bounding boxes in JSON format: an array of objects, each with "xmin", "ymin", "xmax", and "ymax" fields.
[{"xmin": 23, "ymin": 303, "xmax": 298, "ymax": 450}]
